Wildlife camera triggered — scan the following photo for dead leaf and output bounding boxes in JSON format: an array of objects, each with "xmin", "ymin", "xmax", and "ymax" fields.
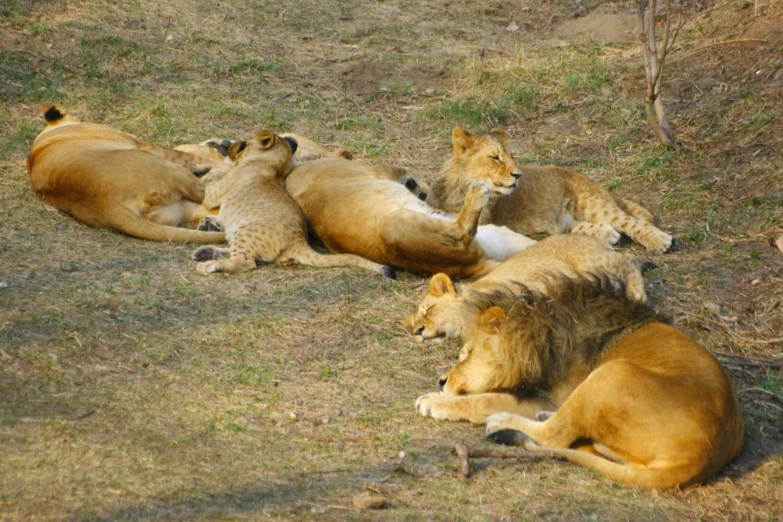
[
  {"xmin": 506, "ymin": 22, "xmax": 519, "ymax": 32},
  {"xmin": 775, "ymin": 234, "xmax": 783, "ymax": 255}
]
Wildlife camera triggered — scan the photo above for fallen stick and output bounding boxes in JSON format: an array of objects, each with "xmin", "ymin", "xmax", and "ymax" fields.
[{"xmin": 451, "ymin": 442, "xmax": 549, "ymax": 479}]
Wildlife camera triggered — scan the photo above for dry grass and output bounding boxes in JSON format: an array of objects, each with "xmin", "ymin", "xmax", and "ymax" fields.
[{"xmin": 1, "ymin": 0, "xmax": 782, "ymax": 520}]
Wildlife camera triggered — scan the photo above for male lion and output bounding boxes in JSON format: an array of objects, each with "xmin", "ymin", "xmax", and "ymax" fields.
[
  {"xmin": 408, "ymin": 234, "xmax": 647, "ymax": 341},
  {"xmin": 285, "ymin": 158, "xmax": 536, "ymax": 277},
  {"xmin": 192, "ymin": 130, "xmax": 394, "ymax": 277},
  {"xmin": 415, "ymin": 275, "xmax": 744, "ymax": 489},
  {"xmin": 425, "ymin": 127, "xmax": 673, "ymax": 253},
  {"xmin": 27, "ymin": 105, "xmax": 225, "ymax": 243}
]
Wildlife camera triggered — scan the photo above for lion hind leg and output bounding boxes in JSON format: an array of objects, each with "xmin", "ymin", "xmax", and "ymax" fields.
[
  {"xmin": 454, "ymin": 181, "xmax": 490, "ymax": 237},
  {"xmin": 569, "ymin": 221, "xmax": 621, "ymax": 245},
  {"xmin": 611, "ymin": 195, "xmax": 655, "ymax": 224},
  {"xmin": 582, "ymin": 200, "xmax": 672, "ymax": 253}
]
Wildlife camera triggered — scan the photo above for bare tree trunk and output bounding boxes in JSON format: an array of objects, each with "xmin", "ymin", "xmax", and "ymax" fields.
[{"xmin": 639, "ymin": 0, "xmax": 676, "ymax": 147}]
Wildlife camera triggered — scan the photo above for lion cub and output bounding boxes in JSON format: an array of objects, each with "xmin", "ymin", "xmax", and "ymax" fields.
[
  {"xmin": 426, "ymin": 127, "xmax": 673, "ymax": 253},
  {"xmin": 192, "ymin": 130, "xmax": 394, "ymax": 277},
  {"xmin": 408, "ymin": 234, "xmax": 648, "ymax": 341}
]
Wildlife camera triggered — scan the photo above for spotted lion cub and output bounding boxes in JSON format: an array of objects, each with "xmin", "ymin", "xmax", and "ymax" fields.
[
  {"xmin": 192, "ymin": 130, "xmax": 394, "ymax": 277},
  {"xmin": 426, "ymin": 127, "xmax": 673, "ymax": 253}
]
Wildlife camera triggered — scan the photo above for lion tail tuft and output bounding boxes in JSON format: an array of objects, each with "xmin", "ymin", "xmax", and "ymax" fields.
[{"xmin": 41, "ymin": 105, "xmax": 65, "ymax": 123}]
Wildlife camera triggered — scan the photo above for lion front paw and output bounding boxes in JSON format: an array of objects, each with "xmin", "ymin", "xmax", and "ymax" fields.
[
  {"xmin": 415, "ymin": 392, "xmax": 464, "ymax": 421},
  {"xmin": 595, "ymin": 223, "xmax": 621, "ymax": 245}
]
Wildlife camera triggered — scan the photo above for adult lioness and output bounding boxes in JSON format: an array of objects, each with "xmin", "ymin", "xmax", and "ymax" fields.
[
  {"xmin": 27, "ymin": 105, "xmax": 225, "ymax": 243},
  {"xmin": 286, "ymin": 158, "xmax": 536, "ymax": 277},
  {"xmin": 415, "ymin": 275, "xmax": 743, "ymax": 489},
  {"xmin": 192, "ymin": 130, "xmax": 394, "ymax": 277},
  {"xmin": 408, "ymin": 234, "xmax": 647, "ymax": 341},
  {"xmin": 426, "ymin": 127, "xmax": 673, "ymax": 253}
]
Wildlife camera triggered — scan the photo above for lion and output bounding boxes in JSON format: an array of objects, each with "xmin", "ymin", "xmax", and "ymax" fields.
[
  {"xmin": 27, "ymin": 105, "xmax": 225, "ymax": 243},
  {"xmin": 285, "ymin": 157, "xmax": 537, "ymax": 278},
  {"xmin": 407, "ymin": 234, "xmax": 648, "ymax": 341},
  {"xmin": 415, "ymin": 274, "xmax": 744, "ymax": 489},
  {"xmin": 192, "ymin": 130, "xmax": 395, "ymax": 277},
  {"xmin": 425, "ymin": 127, "xmax": 673, "ymax": 253}
]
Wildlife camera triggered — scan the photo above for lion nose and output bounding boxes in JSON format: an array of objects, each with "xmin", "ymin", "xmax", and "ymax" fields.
[
  {"xmin": 414, "ymin": 325, "xmax": 425, "ymax": 336},
  {"xmin": 511, "ymin": 172, "xmax": 522, "ymax": 180},
  {"xmin": 438, "ymin": 376, "xmax": 447, "ymax": 390}
]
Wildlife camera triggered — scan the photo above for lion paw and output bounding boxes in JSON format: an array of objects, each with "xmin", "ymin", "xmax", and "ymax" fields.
[
  {"xmin": 198, "ymin": 216, "xmax": 222, "ymax": 232},
  {"xmin": 193, "ymin": 246, "xmax": 217, "ymax": 262},
  {"xmin": 201, "ymin": 138, "xmax": 234, "ymax": 157},
  {"xmin": 485, "ymin": 412, "xmax": 518, "ymax": 433},
  {"xmin": 415, "ymin": 392, "xmax": 459, "ymax": 421},
  {"xmin": 195, "ymin": 260, "xmax": 220, "ymax": 274},
  {"xmin": 596, "ymin": 223, "xmax": 621, "ymax": 245},
  {"xmin": 467, "ymin": 181, "xmax": 490, "ymax": 211},
  {"xmin": 535, "ymin": 411, "xmax": 555, "ymax": 422},
  {"xmin": 647, "ymin": 232, "xmax": 673, "ymax": 253}
]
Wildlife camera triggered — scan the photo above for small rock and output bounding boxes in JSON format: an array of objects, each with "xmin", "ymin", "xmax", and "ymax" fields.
[
  {"xmin": 352, "ymin": 495, "xmax": 386, "ymax": 510},
  {"xmin": 0, "ymin": 281, "xmax": 8, "ymax": 289}
]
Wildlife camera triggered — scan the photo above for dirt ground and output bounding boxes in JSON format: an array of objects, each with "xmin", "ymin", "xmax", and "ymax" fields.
[{"xmin": 1, "ymin": 0, "xmax": 781, "ymax": 520}]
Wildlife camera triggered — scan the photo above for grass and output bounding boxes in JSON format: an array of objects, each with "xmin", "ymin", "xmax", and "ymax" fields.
[{"xmin": 2, "ymin": 0, "xmax": 783, "ymax": 520}]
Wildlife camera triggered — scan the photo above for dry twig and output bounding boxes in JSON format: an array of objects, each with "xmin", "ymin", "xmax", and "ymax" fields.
[{"xmin": 451, "ymin": 442, "xmax": 549, "ymax": 479}]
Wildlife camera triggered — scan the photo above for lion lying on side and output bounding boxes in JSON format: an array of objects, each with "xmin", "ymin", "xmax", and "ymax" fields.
[
  {"xmin": 192, "ymin": 130, "xmax": 394, "ymax": 277},
  {"xmin": 426, "ymin": 127, "xmax": 673, "ymax": 253},
  {"xmin": 27, "ymin": 105, "xmax": 225, "ymax": 243},
  {"xmin": 286, "ymin": 158, "xmax": 536, "ymax": 278},
  {"xmin": 415, "ymin": 274, "xmax": 743, "ymax": 489},
  {"xmin": 407, "ymin": 234, "xmax": 647, "ymax": 341}
]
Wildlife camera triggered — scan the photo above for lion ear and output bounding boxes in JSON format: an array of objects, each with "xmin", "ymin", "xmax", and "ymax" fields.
[
  {"xmin": 480, "ymin": 306, "xmax": 507, "ymax": 330},
  {"xmin": 282, "ymin": 136, "xmax": 298, "ymax": 155},
  {"xmin": 489, "ymin": 127, "xmax": 511, "ymax": 146},
  {"xmin": 255, "ymin": 130, "xmax": 276, "ymax": 149},
  {"xmin": 429, "ymin": 273, "xmax": 456, "ymax": 297},
  {"xmin": 228, "ymin": 140, "xmax": 247, "ymax": 160},
  {"xmin": 452, "ymin": 126, "xmax": 473, "ymax": 155}
]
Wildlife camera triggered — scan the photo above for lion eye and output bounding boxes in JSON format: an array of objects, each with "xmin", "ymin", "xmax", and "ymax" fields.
[
  {"xmin": 490, "ymin": 155, "xmax": 500, "ymax": 162},
  {"xmin": 423, "ymin": 305, "xmax": 433, "ymax": 317}
]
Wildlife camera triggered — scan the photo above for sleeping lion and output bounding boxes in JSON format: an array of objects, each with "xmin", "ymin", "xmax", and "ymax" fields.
[
  {"xmin": 415, "ymin": 274, "xmax": 743, "ymax": 489},
  {"xmin": 27, "ymin": 105, "xmax": 226, "ymax": 243},
  {"xmin": 407, "ymin": 234, "xmax": 648, "ymax": 341},
  {"xmin": 286, "ymin": 158, "xmax": 536, "ymax": 277}
]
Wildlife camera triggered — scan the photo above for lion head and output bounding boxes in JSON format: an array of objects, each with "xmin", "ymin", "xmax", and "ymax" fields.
[
  {"xmin": 408, "ymin": 273, "xmax": 467, "ymax": 340},
  {"xmin": 228, "ymin": 130, "xmax": 299, "ymax": 177},
  {"xmin": 450, "ymin": 126, "xmax": 521, "ymax": 195},
  {"xmin": 437, "ymin": 306, "xmax": 523, "ymax": 396}
]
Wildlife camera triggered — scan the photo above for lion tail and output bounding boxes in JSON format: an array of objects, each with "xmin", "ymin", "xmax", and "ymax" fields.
[
  {"xmin": 288, "ymin": 240, "xmax": 396, "ymax": 279},
  {"xmin": 536, "ymin": 446, "xmax": 699, "ymax": 489},
  {"xmin": 112, "ymin": 209, "xmax": 225, "ymax": 243},
  {"xmin": 40, "ymin": 104, "xmax": 79, "ymax": 128}
]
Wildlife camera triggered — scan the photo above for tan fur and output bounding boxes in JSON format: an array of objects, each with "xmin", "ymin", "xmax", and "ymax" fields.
[
  {"xmin": 173, "ymin": 142, "xmax": 235, "ymax": 166},
  {"xmin": 26, "ymin": 105, "xmax": 225, "ymax": 243},
  {"xmin": 415, "ymin": 276, "xmax": 743, "ymax": 489},
  {"xmin": 193, "ymin": 131, "xmax": 393, "ymax": 277},
  {"xmin": 426, "ymin": 127, "xmax": 673, "ymax": 252},
  {"xmin": 286, "ymin": 158, "xmax": 536, "ymax": 277},
  {"xmin": 279, "ymin": 132, "xmax": 353, "ymax": 164},
  {"xmin": 407, "ymin": 234, "xmax": 647, "ymax": 340}
]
